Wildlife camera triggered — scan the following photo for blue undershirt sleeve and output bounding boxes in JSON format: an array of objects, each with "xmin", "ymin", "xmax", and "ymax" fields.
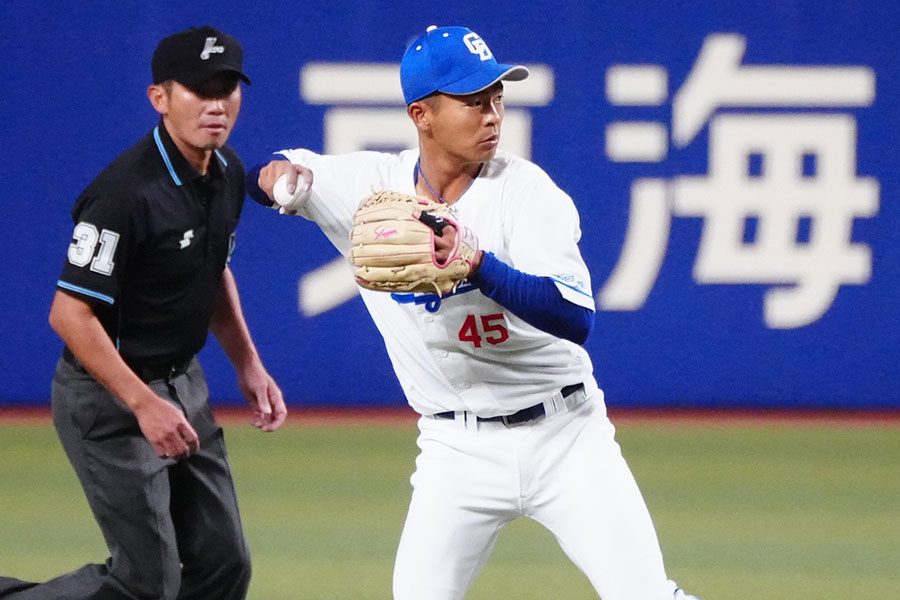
[
  {"xmin": 470, "ymin": 252, "xmax": 594, "ymax": 345},
  {"xmin": 246, "ymin": 163, "xmax": 275, "ymax": 207}
]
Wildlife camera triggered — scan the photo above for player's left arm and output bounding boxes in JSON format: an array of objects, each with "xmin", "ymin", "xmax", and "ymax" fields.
[
  {"xmin": 469, "ymin": 253, "xmax": 594, "ymax": 344},
  {"xmin": 462, "ymin": 176, "xmax": 594, "ymax": 344},
  {"xmin": 209, "ymin": 266, "xmax": 287, "ymax": 431},
  {"xmin": 430, "ymin": 225, "xmax": 593, "ymax": 344}
]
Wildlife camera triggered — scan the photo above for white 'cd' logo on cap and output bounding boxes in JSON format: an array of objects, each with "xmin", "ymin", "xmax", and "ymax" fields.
[
  {"xmin": 463, "ymin": 33, "xmax": 493, "ymax": 61},
  {"xmin": 200, "ymin": 37, "xmax": 225, "ymax": 60}
]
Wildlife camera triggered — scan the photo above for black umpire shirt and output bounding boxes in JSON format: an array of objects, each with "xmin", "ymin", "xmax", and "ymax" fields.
[{"xmin": 57, "ymin": 121, "xmax": 245, "ymax": 368}]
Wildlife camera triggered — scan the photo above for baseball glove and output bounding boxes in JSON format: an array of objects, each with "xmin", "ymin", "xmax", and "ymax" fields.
[{"xmin": 349, "ymin": 191, "xmax": 479, "ymax": 295}]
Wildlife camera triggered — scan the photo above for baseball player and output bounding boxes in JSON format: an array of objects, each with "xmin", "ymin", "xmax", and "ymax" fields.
[
  {"xmin": 0, "ymin": 26, "xmax": 285, "ymax": 600},
  {"xmin": 251, "ymin": 25, "xmax": 700, "ymax": 600}
]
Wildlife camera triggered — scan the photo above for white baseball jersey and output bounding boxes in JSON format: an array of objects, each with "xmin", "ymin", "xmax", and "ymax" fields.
[
  {"xmin": 277, "ymin": 147, "xmax": 692, "ymax": 600},
  {"xmin": 277, "ymin": 147, "xmax": 599, "ymax": 417}
]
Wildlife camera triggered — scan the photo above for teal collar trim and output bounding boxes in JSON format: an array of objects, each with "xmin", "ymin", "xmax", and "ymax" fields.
[{"xmin": 153, "ymin": 126, "xmax": 183, "ymax": 187}]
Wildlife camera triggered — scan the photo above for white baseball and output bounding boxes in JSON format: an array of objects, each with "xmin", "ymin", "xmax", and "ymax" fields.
[{"xmin": 273, "ymin": 173, "xmax": 310, "ymax": 210}]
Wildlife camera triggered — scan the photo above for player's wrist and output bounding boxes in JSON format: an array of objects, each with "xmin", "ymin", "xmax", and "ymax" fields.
[{"xmin": 469, "ymin": 250, "xmax": 485, "ymax": 279}]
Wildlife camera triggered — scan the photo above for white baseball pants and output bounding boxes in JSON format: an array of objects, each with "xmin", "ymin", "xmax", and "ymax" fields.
[{"xmin": 393, "ymin": 391, "xmax": 676, "ymax": 600}]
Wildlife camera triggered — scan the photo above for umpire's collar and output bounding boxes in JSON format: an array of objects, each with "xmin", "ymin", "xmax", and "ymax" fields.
[{"xmin": 153, "ymin": 119, "xmax": 228, "ymax": 187}]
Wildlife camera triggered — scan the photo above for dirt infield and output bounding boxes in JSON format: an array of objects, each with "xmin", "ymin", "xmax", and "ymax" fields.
[{"xmin": 2, "ymin": 405, "xmax": 899, "ymax": 428}]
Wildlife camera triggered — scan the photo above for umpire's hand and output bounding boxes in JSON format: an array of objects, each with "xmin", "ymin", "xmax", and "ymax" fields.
[
  {"xmin": 238, "ymin": 364, "xmax": 287, "ymax": 432},
  {"xmin": 135, "ymin": 397, "xmax": 200, "ymax": 459}
]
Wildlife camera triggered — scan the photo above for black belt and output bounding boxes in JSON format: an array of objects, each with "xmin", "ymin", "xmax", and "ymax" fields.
[
  {"xmin": 62, "ymin": 348, "xmax": 192, "ymax": 383},
  {"xmin": 434, "ymin": 383, "xmax": 584, "ymax": 426},
  {"xmin": 129, "ymin": 359, "xmax": 192, "ymax": 382}
]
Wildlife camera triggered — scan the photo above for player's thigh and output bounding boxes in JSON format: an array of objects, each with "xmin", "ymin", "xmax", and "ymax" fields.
[
  {"xmin": 393, "ymin": 419, "xmax": 515, "ymax": 600},
  {"xmin": 393, "ymin": 486, "xmax": 509, "ymax": 600},
  {"xmin": 532, "ymin": 400, "xmax": 671, "ymax": 600}
]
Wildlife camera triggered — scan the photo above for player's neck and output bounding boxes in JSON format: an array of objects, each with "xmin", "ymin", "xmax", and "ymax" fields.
[{"xmin": 416, "ymin": 154, "xmax": 481, "ymax": 205}]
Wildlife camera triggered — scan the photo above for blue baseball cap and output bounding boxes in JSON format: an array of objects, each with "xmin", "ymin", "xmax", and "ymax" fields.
[{"xmin": 400, "ymin": 26, "xmax": 529, "ymax": 105}]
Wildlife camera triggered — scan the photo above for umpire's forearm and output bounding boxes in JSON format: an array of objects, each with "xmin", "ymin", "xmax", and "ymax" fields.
[
  {"xmin": 209, "ymin": 267, "xmax": 263, "ymax": 371},
  {"xmin": 48, "ymin": 290, "xmax": 160, "ymax": 413}
]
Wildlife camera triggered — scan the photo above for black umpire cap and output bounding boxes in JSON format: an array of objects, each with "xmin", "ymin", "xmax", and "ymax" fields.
[{"xmin": 152, "ymin": 25, "xmax": 251, "ymax": 88}]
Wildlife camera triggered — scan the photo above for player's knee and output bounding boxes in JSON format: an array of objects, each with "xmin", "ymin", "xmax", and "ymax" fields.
[{"xmin": 394, "ymin": 566, "xmax": 458, "ymax": 600}]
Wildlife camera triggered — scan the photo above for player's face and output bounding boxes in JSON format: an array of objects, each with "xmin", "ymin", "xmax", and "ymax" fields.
[
  {"xmin": 150, "ymin": 74, "xmax": 242, "ymax": 161},
  {"xmin": 430, "ymin": 83, "xmax": 504, "ymax": 163}
]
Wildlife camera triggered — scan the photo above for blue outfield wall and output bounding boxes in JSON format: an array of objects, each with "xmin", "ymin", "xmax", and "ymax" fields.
[{"xmin": 1, "ymin": 1, "xmax": 898, "ymax": 409}]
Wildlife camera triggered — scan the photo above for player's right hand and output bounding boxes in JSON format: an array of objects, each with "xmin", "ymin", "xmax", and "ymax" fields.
[
  {"xmin": 135, "ymin": 397, "xmax": 200, "ymax": 459},
  {"xmin": 257, "ymin": 160, "xmax": 313, "ymax": 201}
]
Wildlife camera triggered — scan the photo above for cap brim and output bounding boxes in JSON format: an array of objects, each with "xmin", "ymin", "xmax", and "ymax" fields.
[
  {"xmin": 176, "ymin": 67, "xmax": 252, "ymax": 88},
  {"xmin": 440, "ymin": 64, "xmax": 529, "ymax": 97}
]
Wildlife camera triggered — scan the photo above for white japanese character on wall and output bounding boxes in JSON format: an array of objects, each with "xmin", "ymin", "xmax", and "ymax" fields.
[{"xmin": 599, "ymin": 33, "xmax": 878, "ymax": 328}]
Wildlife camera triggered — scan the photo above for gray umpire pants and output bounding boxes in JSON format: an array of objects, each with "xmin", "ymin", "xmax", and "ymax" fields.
[{"xmin": 0, "ymin": 356, "xmax": 251, "ymax": 600}]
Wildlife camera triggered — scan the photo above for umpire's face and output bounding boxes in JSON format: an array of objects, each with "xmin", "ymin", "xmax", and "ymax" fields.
[{"xmin": 149, "ymin": 73, "xmax": 242, "ymax": 156}]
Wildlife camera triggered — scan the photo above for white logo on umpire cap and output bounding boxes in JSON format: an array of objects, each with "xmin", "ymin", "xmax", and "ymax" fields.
[
  {"xmin": 200, "ymin": 37, "xmax": 225, "ymax": 60},
  {"xmin": 463, "ymin": 33, "xmax": 493, "ymax": 61}
]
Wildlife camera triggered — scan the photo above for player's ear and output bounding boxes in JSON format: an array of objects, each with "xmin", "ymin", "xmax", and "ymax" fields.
[
  {"xmin": 147, "ymin": 83, "xmax": 169, "ymax": 115},
  {"xmin": 407, "ymin": 100, "xmax": 431, "ymax": 133}
]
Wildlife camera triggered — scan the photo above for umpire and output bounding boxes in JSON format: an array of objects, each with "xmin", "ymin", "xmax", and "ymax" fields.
[{"xmin": 0, "ymin": 26, "xmax": 285, "ymax": 600}]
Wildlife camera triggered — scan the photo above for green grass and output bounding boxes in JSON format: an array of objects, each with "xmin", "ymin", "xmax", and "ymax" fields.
[{"xmin": 1, "ymin": 419, "xmax": 898, "ymax": 599}]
